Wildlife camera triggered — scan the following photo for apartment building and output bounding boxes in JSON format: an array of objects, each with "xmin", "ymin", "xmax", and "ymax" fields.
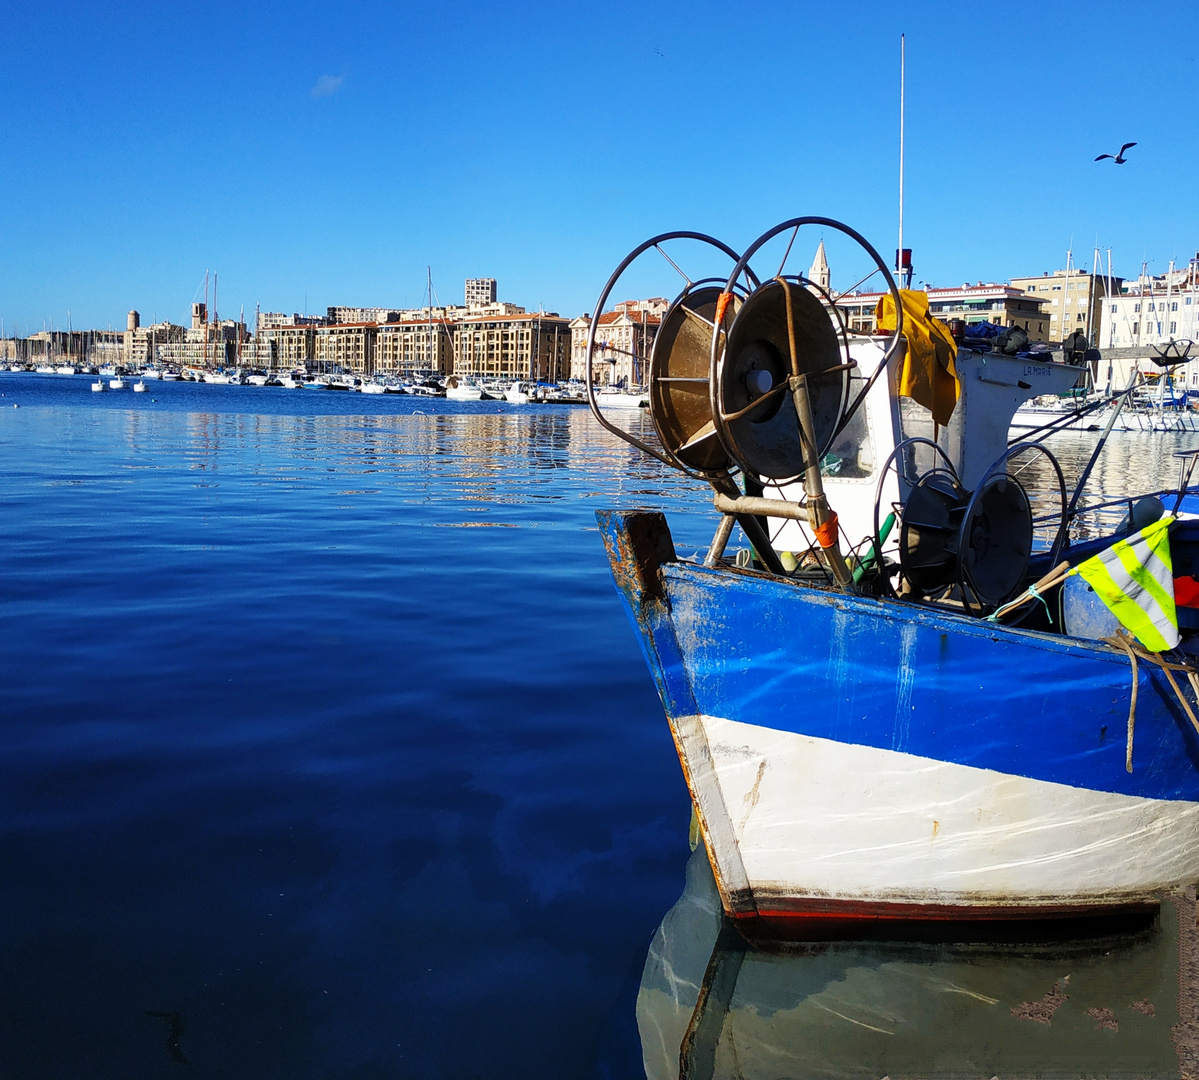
[
  {"xmin": 1099, "ymin": 262, "xmax": 1199, "ymax": 351},
  {"xmin": 569, "ymin": 300, "xmax": 665, "ymax": 384},
  {"xmin": 1010, "ymin": 269, "xmax": 1121, "ymax": 345},
  {"xmin": 375, "ymin": 320, "xmax": 454, "ymax": 374},
  {"xmin": 454, "ymin": 313, "xmax": 571, "ymax": 382},
  {"xmin": 465, "ymin": 278, "xmax": 497, "ymax": 306}
]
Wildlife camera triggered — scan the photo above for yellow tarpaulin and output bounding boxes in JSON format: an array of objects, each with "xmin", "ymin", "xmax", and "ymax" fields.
[{"xmin": 875, "ymin": 289, "xmax": 960, "ymax": 426}]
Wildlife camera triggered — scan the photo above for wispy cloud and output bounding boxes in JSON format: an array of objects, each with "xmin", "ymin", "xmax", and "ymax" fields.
[{"xmin": 311, "ymin": 74, "xmax": 344, "ymax": 99}]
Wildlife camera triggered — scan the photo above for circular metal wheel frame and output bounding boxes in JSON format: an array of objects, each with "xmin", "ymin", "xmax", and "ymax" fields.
[
  {"xmin": 870, "ymin": 437, "xmax": 961, "ymax": 597},
  {"xmin": 710, "ymin": 217, "xmax": 906, "ymax": 484},
  {"xmin": 585, "ymin": 232, "xmax": 758, "ymax": 474},
  {"xmin": 955, "ymin": 441, "xmax": 1067, "ymax": 618}
]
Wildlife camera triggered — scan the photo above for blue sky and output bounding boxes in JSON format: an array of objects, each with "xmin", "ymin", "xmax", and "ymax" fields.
[{"xmin": 1, "ymin": 0, "xmax": 1195, "ymax": 334}]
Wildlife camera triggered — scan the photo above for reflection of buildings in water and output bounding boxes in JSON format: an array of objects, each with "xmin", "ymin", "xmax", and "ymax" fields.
[{"xmin": 639, "ymin": 847, "xmax": 1192, "ymax": 1080}]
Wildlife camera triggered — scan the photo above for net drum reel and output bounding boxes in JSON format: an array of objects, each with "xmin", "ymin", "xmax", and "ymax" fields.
[
  {"xmin": 871, "ymin": 437, "xmax": 1067, "ymax": 615},
  {"xmin": 709, "ymin": 217, "xmax": 905, "ymax": 484},
  {"xmin": 585, "ymin": 231, "xmax": 758, "ymax": 479}
]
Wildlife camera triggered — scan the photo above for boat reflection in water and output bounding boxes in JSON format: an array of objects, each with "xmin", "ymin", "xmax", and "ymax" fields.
[{"xmin": 638, "ymin": 847, "xmax": 1199, "ymax": 1080}]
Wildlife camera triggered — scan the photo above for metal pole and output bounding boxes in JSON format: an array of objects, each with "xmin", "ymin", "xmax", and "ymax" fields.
[{"xmin": 898, "ymin": 33, "xmax": 904, "ymax": 285}]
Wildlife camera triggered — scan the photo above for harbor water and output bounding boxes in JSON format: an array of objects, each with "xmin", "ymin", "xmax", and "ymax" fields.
[{"xmin": 1, "ymin": 371, "xmax": 1198, "ymax": 1078}]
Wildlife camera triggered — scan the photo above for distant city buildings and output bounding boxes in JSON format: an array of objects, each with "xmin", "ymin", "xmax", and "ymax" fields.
[
  {"xmin": 833, "ymin": 283, "xmax": 1049, "ymax": 338},
  {"xmin": 8, "ymin": 254, "xmax": 1199, "ymax": 380}
]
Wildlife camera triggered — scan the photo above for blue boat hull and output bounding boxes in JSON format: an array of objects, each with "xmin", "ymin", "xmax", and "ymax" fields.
[{"xmin": 599, "ymin": 510, "xmax": 1199, "ymax": 924}]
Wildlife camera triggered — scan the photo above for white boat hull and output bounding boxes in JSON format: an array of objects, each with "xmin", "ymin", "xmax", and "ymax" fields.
[
  {"xmin": 684, "ymin": 712, "xmax": 1199, "ymax": 919},
  {"xmin": 595, "ymin": 390, "xmax": 649, "ymax": 410}
]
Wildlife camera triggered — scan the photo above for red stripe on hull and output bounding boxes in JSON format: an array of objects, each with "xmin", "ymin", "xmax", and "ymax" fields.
[{"xmin": 730, "ymin": 896, "xmax": 1162, "ymax": 942}]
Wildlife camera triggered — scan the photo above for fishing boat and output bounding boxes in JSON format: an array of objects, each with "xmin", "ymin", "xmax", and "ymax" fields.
[{"xmin": 591, "ymin": 219, "xmax": 1199, "ymax": 934}]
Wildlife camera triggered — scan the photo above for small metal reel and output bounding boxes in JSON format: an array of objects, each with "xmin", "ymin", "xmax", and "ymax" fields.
[
  {"xmin": 871, "ymin": 437, "xmax": 963, "ymax": 597},
  {"xmin": 585, "ymin": 232, "xmax": 757, "ymax": 478},
  {"xmin": 957, "ymin": 442, "xmax": 1067, "ymax": 617}
]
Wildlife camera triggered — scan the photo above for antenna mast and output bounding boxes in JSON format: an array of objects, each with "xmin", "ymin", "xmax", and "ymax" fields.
[{"xmin": 897, "ymin": 33, "xmax": 905, "ymax": 286}]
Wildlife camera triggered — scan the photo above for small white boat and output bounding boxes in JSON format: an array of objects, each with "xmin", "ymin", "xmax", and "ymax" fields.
[
  {"xmin": 445, "ymin": 377, "xmax": 485, "ymax": 400},
  {"xmin": 133, "ymin": 381, "xmax": 146, "ymax": 392},
  {"xmin": 91, "ymin": 380, "xmax": 106, "ymax": 392},
  {"xmin": 302, "ymin": 377, "xmax": 329, "ymax": 390},
  {"xmin": 594, "ymin": 388, "xmax": 650, "ymax": 410},
  {"xmin": 35, "ymin": 364, "xmax": 56, "ymax": 374},
  {"xmin": 109, "ymin": 377, "xmax": 126, "ymax": 390},
  {"xmin": 503, "ymin": 380, "xmax": 533, "ymax": 404},
  {"xmin": 160, "ymin": 370, "xmax": 181, "ymax": 381},
  {"xmin": 140, "ymin": 369, "xmax": 162, "ymax": 380},
  {"xmin": 56, "ymin": 364, "xmax": 76, "ymax": 375},
  {"xmin": 360, "ymin": 381, "xmax": 387, "ymax": 394},
  {"xmin": 277, "ymin": 375, "xmax": 303, "ymax": 389},
  {"xmin": 246, "ymin": 374, "xmax": 270, "ymax": 386},
  {"xmin": 206, "ymin": 372, "xmax": 233, "ymax": 385}
]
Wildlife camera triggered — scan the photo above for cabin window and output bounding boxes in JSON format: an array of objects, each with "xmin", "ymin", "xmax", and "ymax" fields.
[{"xmin": 822, "ymin": 374, "xmax": 875, "ymax": 480}]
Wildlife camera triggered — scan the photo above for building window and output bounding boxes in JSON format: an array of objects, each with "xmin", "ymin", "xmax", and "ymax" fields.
[
  {"xmin": 1171, "ymin": 322, "xmax": 1178, "ymax": 333},
  {"xmin": 1172, "ymin": 302, "xmax": 1179, "ymax": 311},
  {"xmin": 1052, "ymin": 285, "xmax": 1061, "ymax": 291},
  {"xmin": 1133, "ymin": 322, "xmax": 1139, "ymax": 334},
  {"xmin": 1111, "ymin": 304, "xmax": 1117, "ymax": 312},
  {"xmin": 1134, "ymin": 303, "xmax": 1141, "ymax": 312}
]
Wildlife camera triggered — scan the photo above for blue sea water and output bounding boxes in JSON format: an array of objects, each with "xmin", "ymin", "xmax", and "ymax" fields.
[
  {"xmin": 0, "ymin": 374, "xmax": 715, "ymax": 1079},
  {"xmin": 1, "ymin": 372, "xmax": 1196, "ymax": 1079}
]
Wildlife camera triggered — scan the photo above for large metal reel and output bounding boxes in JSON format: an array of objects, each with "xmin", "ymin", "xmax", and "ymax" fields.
[
  {"xmin": 714, "ymin": 278, "xmax": 845, "ymax": 480},
  {"xmin": 585, "ymin": 231, "xmax": 755, "ymax": 475},
  {"xmin": 710, "ymin": 216, "xmax": 905, "ymax": 484},
  {"xmin": 649, "ymin": 283, "xmax": 739, "ymax": 474}
]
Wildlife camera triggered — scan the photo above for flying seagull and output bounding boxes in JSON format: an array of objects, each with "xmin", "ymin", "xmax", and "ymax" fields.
[{"xmin": 1095, "ymin": 142, "xmax": 1137, "ymax": 164}]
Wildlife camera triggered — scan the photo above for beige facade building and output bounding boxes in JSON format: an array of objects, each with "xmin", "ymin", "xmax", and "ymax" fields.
[
  {"xmin": 569, "ymin": 300, "xmax": 664, "ymax": 384},
  {"xmin": 375, "ymin": 320, "xmax": 454, "ymax": 374},
  {"xmin": 1010, "ymin": 269, "xmax": 1121, "ymax": 345},
  {"xmin": 453, "ymin": 313, "xmax": 570, "ymax": 382},
  {"xmin": 313, "ymin": 323, "xmax": 375, "ymax": 374}
]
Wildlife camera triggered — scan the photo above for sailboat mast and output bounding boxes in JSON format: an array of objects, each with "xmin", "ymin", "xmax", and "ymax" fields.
[
  {"xmin": 203, "ymin": 270, "xmax": 210, "ymax": 371},
  {"xmin": 426, "ymin": 266, "xmax": 433, "ymax": 376},
  {"xmin": 213, "ymin": 272, "xmax": 219, "ymax": 368}
]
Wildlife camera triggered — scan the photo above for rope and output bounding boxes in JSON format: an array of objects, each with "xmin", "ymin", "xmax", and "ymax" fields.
[
  {"xmin": 1105, "ymin": 632, "xmax": 1139, "ymax": 773},
  {"xmin": 986, "ymin": 561, "xmax": 1070, "ymax": 623},
  {"xmin": 1104, "ymin": 631, "xmax": 1199, "ymax": 772}
]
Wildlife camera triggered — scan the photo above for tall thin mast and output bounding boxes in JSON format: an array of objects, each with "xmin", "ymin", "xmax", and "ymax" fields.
[
  {"xmin": 203, "ymin": 270, "xmax": 210, "ymax": 370},
  {"xmin": 213, "ymin": 272, "xmax": 219, "ymax": 368},
  {"xmin": 897, "ymin": 33, "xmax": 905, "ymax": 285},
  {"xmin": 427, "ymin": 266, "xmax": 433, "ymax": 376}
]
